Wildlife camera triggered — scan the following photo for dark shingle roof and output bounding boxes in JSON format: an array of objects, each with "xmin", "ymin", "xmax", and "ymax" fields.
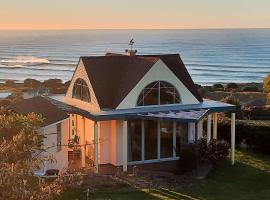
[
  {"xmin": 82, "ymin": 56, "xmax": 159, "ymax": 109},
  {"xmin": 81, "ymin": 54, "xmax": 202, "ymax": 109},
  {"xmin": 10, "ymin": 96, "xmax": 69, "ymax": 127}
]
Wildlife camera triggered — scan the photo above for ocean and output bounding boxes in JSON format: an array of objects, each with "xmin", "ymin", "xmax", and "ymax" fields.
[{"xmin": 0, "ymin": 29, "xmax": 269, "ymax": 85}]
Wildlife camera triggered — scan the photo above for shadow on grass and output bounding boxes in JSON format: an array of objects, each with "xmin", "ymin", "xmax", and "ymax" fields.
[
  {"xmin": 147, "ymin": 189, "xmax": 202, "ymax": 200},
  {"xmin": 56, "ymin": 187, "xmax": 202, "ymax": 200},
  {"xmin": 56, "ymin": 151, "xmax": 270, "ymax": 200},
  {"xmin": 176, "ymin": 150, "xmax": 270, "ymax": 200}
]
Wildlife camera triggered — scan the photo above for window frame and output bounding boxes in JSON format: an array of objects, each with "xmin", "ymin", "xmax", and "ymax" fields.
[
  {"xmin": 127, "ymin": 120, "xmax": 190, "ymax": 165},
  {"xmin": 72, "ymin": 78, "xmax": 91, "ymax": 103},
  {"xmin": 137, "ymin": 81, "xmax": 181, "ymax": 106}
]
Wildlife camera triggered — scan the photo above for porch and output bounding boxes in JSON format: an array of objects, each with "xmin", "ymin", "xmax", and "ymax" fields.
[{"xmin": 48, "ymin": 98, "xmax": 237, "ymax": 174}]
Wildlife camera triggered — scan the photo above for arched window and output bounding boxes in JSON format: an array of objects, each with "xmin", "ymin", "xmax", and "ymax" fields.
[
  {"xmin": 72, "ymin": 78, "xmax": 91, "ymax": 103},
  {"xmin": 137, "ymin": 81, "xmax": 181, "ymax": 106}
]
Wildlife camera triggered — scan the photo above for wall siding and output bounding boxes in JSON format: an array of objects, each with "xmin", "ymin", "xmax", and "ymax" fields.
[{"xmin": 64, "ymin": 60, "xmax": 100, "ymax": 112}]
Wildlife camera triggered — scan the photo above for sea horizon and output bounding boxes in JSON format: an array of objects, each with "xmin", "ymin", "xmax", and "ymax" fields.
[{"xmin": 0, "ymin": 29, "xmax": 269, "ymax": 85}]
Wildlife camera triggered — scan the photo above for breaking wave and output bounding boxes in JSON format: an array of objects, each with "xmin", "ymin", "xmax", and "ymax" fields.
[{"xmin": 0, "ymin": 56, "xmax": 50, "ymax": 66}]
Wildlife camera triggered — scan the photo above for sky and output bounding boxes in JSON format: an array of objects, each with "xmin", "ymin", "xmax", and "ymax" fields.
[{"xmin": 1, "ymin": 0, "xmax": 270, "ymax": 30}]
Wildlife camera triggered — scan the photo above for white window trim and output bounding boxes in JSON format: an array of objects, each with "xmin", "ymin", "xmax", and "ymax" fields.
[
  {"xmin": 128, "ymin": 119, "xmax": 189, "ymax": 165},
  {"xmin": 128, "ymin": 156, "xmax": 180, "ymax": 165}
]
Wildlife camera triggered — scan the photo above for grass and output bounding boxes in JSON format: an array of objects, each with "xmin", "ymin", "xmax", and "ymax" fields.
[{"xmin": 56, "ymin": 150, "xmax": 270, "ymax": 200}]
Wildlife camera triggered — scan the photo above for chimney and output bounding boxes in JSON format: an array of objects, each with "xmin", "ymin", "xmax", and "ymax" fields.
[{"xmin": 125, "ymin": 49, "xmax": 137, "ymax": 56}]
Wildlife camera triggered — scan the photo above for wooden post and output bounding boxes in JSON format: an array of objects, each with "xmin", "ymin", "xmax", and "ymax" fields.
[
  {"xmin": 123, "ymin": 120, "xmax": 128, "ymax": 172},
  {"xmin": 141, "ymin": 120, "xmax": 145, "ymax": 161},
  {"xmin": 94, "ymin": 121, "xmax": 99, "ymax": 173},
  {"xmin": 213, "ymin": 113, "xmax": 218, "ymax": 139},
  {"xmin": 231, "ymin": 113, "xmax": 236, "ymax": 165},
  {"xmin": 173, "ymin": 122, "xmax": 176, "ymax": 157},
  {"xmin": 157, "ymin": 120, "xmax": 161, "ymax": 159},
  {"xmin": 207, "ymin": 114, "xmax": 212, "ymax": 143},
  {"xmin": 188, "ymin": 123, "xmax": 195, "ymax": 143},
  {"xmin": 81, "ymin": 117, "xmax": 86, "ymax": 168}
]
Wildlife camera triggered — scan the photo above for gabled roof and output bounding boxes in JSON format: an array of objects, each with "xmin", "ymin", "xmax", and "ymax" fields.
[
  {"xmin": 10, "ymin": 96, "xmax": 69, "ymax": 127},
  {"xmin": 141, "ymin": 54, "xmax": 203, "ymax": 103},
  {"xmin": 81, "ymin": 54, "xmax": 202, "ymax": 109}
]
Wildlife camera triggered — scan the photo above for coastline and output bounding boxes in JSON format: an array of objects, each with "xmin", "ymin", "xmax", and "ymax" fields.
[{"xmin": 0, "ymin": 78, "xmax": 267, "ymax": 107}]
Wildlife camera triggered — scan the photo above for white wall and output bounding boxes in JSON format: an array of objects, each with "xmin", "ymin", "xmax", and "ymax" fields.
[
  {"xmin": 99, "ymin": 121, "xmax": 112, "ymax": 164},
  {"xmin": 41, "ymin": 119, "xmax": 69, "ymax": 172},
  {"xmin": 117, "ymin": 59, "xmax": 200, "ymax": 109},
  {"xmin": 114, "ymin": 120, "xmax": 124, "ymax": 166},
  {"xmin": 97, "ymin": 120, "xmax": 124, "ymax": 166},
  {"xmin": 64, "ymin": 59, "xmax": 100, "ymax": 112}
]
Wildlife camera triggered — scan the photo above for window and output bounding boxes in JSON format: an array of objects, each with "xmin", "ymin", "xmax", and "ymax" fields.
[
  {"xmin": 137, "ymin": 81, "xmax": 181, "ymax": 106},
  {"xmin": 160, "ymin": 121, "xmax": 173, "ymax": 158},
  {"xmin": 57, "ymin": 123, "xmax": 62, "ymax": 152},
  {"xmin": 72, "ymin": 78, "xmax": 91, "ymax": 102},
  {"xmin": 176, "ymin": 123, "xmax": 188, "ymax": 156},
  {"xmin": 127, "ymin": 120, "xmax": 189, "ymax": 163},
  {"xmin": 144, "ymin": 120, "xmax": 158, "ymax": 160},
  {"xmin": 128, "ymin": 120, "xmax": 142, "ymax": 162}
]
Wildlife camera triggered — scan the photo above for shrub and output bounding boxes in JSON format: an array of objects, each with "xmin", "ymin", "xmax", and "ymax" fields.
[
  {"xmin": 212, "ymin": 84, "xmax": 224, "ymax": 89},
  {"xmin": 177, "ymin": 144, "xmax": 199, "ymax": 174},
  {"xmin": 43, "ymin": 79, "xmax": 63, "ymax": 88},
  {"xmin": 243, "ymin": 106, "xmax": 270, "ymax": 120},
  {"xmin": 197, "ymin": 138, "xmax": 229, "ymax": 167},
  {"xmin": 221, "ymin": 93, "xmax": 240, "ymax": 106},
  {"xmin": 242, "ymin": 86, "xmax": 259, "ymax": 92},
  {"xmin": 225, "ymin": 83, "xmax": 238, "ymax": 90},
  {"xmin": 5, "ymin": 80, "xmax": 15, "ymax": 87},
  {"xmin": 263, "ymin": 74, "xmax": 270, "ymax": 93},
  {"xmin": 24, "ymin": 78, "xmax": 41, "ymax": 88},
  {"xmin": 217, "ymin": 119, "xmax": 270, "ymax": 155},
  {"xmin": 64, "ymin": 80, "xmax": 71, "ymax": 88}
]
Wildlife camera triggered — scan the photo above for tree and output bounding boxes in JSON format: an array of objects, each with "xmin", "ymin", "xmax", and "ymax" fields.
[
  {"xmin": 225, "ymin": 83, "xmax": 238, "ymax": 90},
  {"xmin": 24, "ymin": 78, "xmax": 41, "ymax": 88},
  {"xmin": 263, "ymin": 74, "xmax": 270, "ymax": 103},
  {"xmin": 0, "ymin": 113, "xmax": 82, "ymax": 199}
]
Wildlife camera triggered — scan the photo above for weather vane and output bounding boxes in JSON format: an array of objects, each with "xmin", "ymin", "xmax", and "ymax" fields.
[{"xmin": 129, "ymin": 38, "xmax": 134, "ymax": 51}]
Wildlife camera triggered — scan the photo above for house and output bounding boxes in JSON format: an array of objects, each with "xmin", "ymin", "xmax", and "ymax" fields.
[
  {"xmin": 10, "ymin": 50, "xmax": 237, "ymax": 174},
  {"xmin": 10, "ymin": 96, "xmax": 70, "ymax": 172}
]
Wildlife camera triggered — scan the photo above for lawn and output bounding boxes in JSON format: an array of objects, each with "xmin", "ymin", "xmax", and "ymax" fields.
[{"xmin": 56, "ymin": 150, "xmax": 270, "ymax": 200}]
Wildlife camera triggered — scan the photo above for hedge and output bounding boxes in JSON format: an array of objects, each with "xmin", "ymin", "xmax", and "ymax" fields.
[{"xmin": 216, "ymin": 119, "xmax": 270, "ymax": 155}]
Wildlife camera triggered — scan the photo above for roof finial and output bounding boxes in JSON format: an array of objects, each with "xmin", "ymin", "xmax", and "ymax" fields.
[{"xmin": 126, "ymin": 38, "xmax": 137, "ymax": 56}]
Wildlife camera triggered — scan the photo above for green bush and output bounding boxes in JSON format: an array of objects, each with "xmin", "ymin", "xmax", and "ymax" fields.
[
  {"xmin": 243, "ymin": 107, "xmax": 270, "ymax": 120},
  {"xmin": 217, "ymin": 119, "xmax": 270, "ymax": 155},
  {"xmin": 242, "ymin": 86, "xmax": 259, "ymax": 92},
  {"xmin": 225, "ymin": 83, "xmax": 238, "ymax": 90},
  {"xmin": 212, "ymin": 84, "xmax": 224, "ymax": 89},
  {"xmin": 177, "ymin": 144, "xmax": 198, "ymax": 174}
]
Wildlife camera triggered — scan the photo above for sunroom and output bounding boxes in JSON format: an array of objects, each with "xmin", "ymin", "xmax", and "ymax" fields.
[{"xmin": 49, "ymin": 95, "xmax": 237, "ymax": 174}]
